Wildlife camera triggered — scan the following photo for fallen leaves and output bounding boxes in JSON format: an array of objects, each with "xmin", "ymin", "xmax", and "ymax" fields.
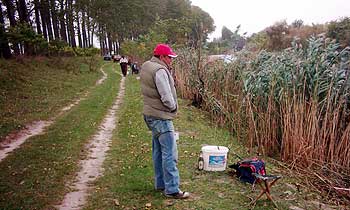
[
  {"xmin": 113, "ymin": 198, "xmax": 120, "ymax": 206},
  {"xmin": 163, "ymin": 200, "xmax": 176, "ymax": 206}
]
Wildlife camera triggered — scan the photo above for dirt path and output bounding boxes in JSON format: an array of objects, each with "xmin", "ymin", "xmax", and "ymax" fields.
[
  {"xmin": 0, "ymin": 67, "xmax": 108, "ymax": 162},
  {"xmin": 56, "ymin": 76, "xmax": 125, "ymax": 210}
]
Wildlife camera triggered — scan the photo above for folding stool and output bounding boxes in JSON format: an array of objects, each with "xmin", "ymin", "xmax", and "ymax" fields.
[{"xmin": 250, "ymin": 173, "xmax": 282, "ymax": 208}]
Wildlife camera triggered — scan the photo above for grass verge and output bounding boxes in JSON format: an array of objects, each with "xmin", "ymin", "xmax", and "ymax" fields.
[
  {"xmin": 0, "ymin": 57, "xmax": 101, "ymax": 140},
  {"xmin": 84, "ymin": 75, "xmax": 322, "ymax": 210},
  {"xmin": 0, "ymin": 62, "xmax": 121, "ymax": 209}
]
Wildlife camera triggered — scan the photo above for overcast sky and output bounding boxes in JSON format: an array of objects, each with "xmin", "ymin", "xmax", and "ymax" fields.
[{"xmin": 190, "ymin": 0, "xmax": 350, "ymax": 39}]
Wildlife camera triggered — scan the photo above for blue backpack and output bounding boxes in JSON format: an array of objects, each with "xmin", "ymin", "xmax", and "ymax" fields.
[{"xmin": 229, "ymin": 157, "xmax": 266, "ymax": 184}]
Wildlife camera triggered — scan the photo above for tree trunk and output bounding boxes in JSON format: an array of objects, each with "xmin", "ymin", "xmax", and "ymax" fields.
[
  {"xmin": 50, "ymin": 0, "xmax": 60, "ymax": 40},
  {"xmin": 2, "ymin": 0, "xmax": 16, "ymax": 26},
  {"xmin": 67, "ymin": 0, "xmax": 76, "ymax": 47},
  {"xmin": 98, "ymin": 25, "xmax": 103, "ymax": 54},
  {"xmin": 116, "ymin": 39, "xmax": 120, "ymax": 55},
  {"xmin": 41, "ymin": 0, "xmax": 53, "ymax": 41},
  {"xmin": 39, "ymin": 0, "xmax": 48, "ymax": 40},
  {"xmin": 99, "ymin": 34, "xmax": 103, "ymax": 55},
  {"xmin": 86, "ymin": 7, "xmax": 90, "ymax": 47},
  {"xmin": 17, "ymin": 0, "xmax": 35, "ymax": 55},
  {"xmin": 67, "ymin": 25, "xmax": 71, "ymax": 45},
  {"xmin": 86, "ymin": 16, "xmax": 91, "ymax": 47},
  {"xmin": 3, "ymin": 0, "xmax": 20, "ymax": 55},
  {"xmin": 104, "ymin": 34, "xmax": 108, "ymax": 54},
  {"xmin": 0, "ymin": 2, "xmax": 12, "ymax": 58},
  {"xmin": 33, "ymin": 0, "xmax": 42, "ymax": 34},
  {"xmin": 81, "ymin": 10, "xmax": 87, "ymax": 48},
  {"xmin": 107, "ymin": 32, "xmax": 112, "ymax": 54},
  {"xmin": 17, "ymin": 0, "xmax": 29, "ymax": 23},
  {"xmin": 91, "ymin": 22, "xmax": 94, "ymax": 47},
  {"xmin": 58, "ymin": 0, "xmax": 67, "ymax": 43},
  {"xmin": 76, "ymin": 12, "xmax": 82, "ymax": 47}
]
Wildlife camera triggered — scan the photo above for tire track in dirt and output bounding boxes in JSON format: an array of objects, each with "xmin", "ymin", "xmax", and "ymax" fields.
[
  {"xmin": 56, "ymin": 75, "xmax": 125, "ymax": 210},
  {"xmin": 0, "ymin": 65, "xmax": 108, "ymax": 162}
]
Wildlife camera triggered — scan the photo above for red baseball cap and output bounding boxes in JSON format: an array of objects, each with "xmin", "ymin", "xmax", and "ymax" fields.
[{"xmin": 153, "ymin": 44, "xmax": 177, "ymax": 58}]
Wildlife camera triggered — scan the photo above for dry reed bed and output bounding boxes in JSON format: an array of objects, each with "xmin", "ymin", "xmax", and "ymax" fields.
[{"xmin": 174, "ymin": 37, "xmax": 350, "ymax": 204}]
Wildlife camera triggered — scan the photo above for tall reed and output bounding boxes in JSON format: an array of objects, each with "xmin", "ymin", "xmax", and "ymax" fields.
[{"xmin": 174, "ymin": 37, "xmax": 350, "ymax": 198}]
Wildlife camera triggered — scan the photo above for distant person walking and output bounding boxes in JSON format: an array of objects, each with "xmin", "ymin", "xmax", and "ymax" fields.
[
  {"xmin": 119, "ymin": 55, "xmax": 128, "ymax": 77},
  {"xmin": 140, "ymin": 44, "xmax": 190, "ymax": 199}
]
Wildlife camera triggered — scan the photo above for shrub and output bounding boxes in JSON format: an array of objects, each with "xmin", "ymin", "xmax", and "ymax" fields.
[{"xmin": 327, "ymin": 17, "xmax": 350, "ymax": 48}]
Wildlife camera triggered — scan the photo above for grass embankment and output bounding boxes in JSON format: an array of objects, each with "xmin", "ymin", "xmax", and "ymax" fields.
[
  {"xmin": 0, "ymin": 57, "xmax": 100, "ymax": 140},
  {"xmin": 85, "ymin": 76, "xmax": 316, "ymax": 210},
  {"xmin": 0, "ymin": 61, "xmax": 121, "ymax": 209}
]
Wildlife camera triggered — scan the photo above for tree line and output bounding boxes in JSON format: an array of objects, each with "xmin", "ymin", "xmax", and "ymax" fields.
[
  {"xmin": 208, "ymin": 18, "xmax": 350, "ymax": 55},
  {"xmin": 0, "ymin": 0, "xmax": 215, "ymax": 59}
]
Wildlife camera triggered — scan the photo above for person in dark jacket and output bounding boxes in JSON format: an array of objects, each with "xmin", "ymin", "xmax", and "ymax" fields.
[{"xmin": 131, "ymin": 62, "xmax": 139, "ymax": 74}]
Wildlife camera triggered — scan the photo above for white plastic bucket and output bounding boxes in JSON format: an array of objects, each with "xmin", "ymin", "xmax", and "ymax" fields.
[{"xmin": 201, "ymin": 145, "xmax": 229, "ymax": 171}]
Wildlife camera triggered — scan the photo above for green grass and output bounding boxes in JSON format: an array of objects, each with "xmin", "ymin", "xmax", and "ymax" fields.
[
  {"xmin": 0, "ymin": 61, "xmax": 121, "ymax": 209},
  {"xmin": 0, "ymin": 57, "xmax": 101, "ymax": 140},
  {"xmin": 0, "ymin": 59, "xmax": 336, "ymax": 210},
  {"xmin": 84, "ymin": 75, "xmax": 317, "ymax": 210}
]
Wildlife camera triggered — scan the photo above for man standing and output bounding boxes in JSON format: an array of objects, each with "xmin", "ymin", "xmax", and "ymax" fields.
[{"xmin": 140, "ymin": 44, "xmax": 190, "ymax": 199}]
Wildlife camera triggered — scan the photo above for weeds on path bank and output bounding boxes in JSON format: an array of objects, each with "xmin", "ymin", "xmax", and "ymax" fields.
[
  {"xmin": 174, "ymin": 37, "xmax": 350, "ymax": 204},
  {"xmin": 0, "ymin": 57, "xmax": 101, "ymax": 140},
  {"xmin": 0, "ymin": 63, "xmax": 121, "ymax": 209}
]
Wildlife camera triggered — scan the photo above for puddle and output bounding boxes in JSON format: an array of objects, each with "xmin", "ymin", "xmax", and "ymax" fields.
[{"xmin": 57, "ymin": 77, "xmax": 125, "ymax": 210}]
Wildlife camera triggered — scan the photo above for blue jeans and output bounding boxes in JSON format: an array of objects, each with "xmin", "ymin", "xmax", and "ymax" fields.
[{"xmin": 143, "ymin": 115, "xmax": 179, "ymax": 194}]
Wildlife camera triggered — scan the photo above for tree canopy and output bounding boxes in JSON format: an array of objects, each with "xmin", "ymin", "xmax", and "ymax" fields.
[{"xmin": 0, "ymin": 0, "xmax": 215, "ymax": 58}]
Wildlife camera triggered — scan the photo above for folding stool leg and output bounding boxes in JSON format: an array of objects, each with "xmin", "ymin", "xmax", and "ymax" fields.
[
  {"xmin": 252, "ymin": 182, "xmax": 267, "ymax": 202},
  {"xmin": 250, "ymin": 178, "xmax": 280, "ymax": 208}
]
